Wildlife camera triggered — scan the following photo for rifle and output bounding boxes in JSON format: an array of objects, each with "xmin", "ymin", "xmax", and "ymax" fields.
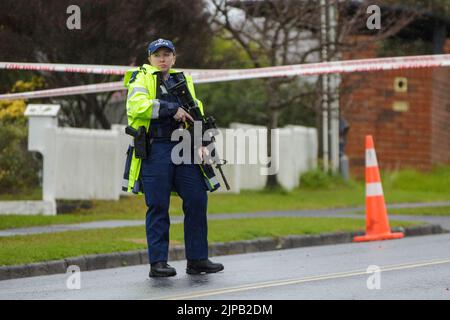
[{"xmin": 162, "ymin": 74, "xmax": 230, "ymax": 191}]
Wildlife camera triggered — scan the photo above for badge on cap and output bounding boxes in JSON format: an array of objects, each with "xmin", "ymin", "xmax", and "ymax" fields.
[{"xmin": 148, "ymin": 39, "xmax": 176, "ymax": 55}]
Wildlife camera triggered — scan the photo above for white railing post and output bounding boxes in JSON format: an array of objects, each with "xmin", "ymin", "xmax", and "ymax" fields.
[{"xmin": 24, "ymin": 104, "xmax": 60, "ymax": 215}]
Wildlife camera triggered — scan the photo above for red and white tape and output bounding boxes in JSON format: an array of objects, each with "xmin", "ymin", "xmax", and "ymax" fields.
[
  {"xmin": 0, "ymin": 62, "xmax": 130, "ymax": 75},
  {"xmin": 0, "ymin": 82, "xmax": 124, "ymax": 101},
  {"xmin": 0, "ymin": 62, "xmax": 226, "ymax": 78},
  {"xmin": 195, "ymin": 54, "xmax": 450, "ymax": 82},
  {"xmin": 1, "ymin": 54, "xmax": 449, "ymax": 100}
]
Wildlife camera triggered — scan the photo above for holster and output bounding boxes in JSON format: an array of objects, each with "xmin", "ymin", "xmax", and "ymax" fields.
[{"xmin": 125, "ymin": 126, "xmax": 148, "ymax": 160}]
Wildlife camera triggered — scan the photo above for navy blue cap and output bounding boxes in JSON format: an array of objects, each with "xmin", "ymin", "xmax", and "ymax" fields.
[{"xmin": 148, "ymin": 39, "xmax": 176, "ymax": 55}]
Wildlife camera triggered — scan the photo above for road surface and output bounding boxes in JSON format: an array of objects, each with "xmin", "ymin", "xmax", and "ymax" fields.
[{"xmin": 1, "ymin": 233, "xmax": 449, "ymax": 300}]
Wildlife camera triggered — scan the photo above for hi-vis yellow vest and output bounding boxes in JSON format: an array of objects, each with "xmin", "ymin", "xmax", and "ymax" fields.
[{"xmin": 122, "ymin": 64, "xmax": 219, "ymax": 194}]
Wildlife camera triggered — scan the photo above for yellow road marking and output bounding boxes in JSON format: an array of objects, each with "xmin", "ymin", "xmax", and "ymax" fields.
[{"xmin": 152, "ymin": 258, "xmax": 450, "ymax": 300}]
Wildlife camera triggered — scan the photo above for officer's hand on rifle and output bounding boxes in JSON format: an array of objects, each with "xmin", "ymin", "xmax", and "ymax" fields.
[
  {"xmin": 173, "ymin": 107, "xmax": 194, "ymax": 123},
  {"xmin": 158, "ymin": 100, "xmax": 194, "ymax": 123},
  {"xmin": 158, "ymin": 100, "xmax": 178, "ymax": 117},
  {"xmin": 197, "ymin": 146, "xmax": 213, "ymax": 165}
]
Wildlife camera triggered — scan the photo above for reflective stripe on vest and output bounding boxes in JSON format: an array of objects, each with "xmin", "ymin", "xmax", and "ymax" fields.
[{"xmin": 127, "ymin": 86, "xmax": 148, "ymax": 98}]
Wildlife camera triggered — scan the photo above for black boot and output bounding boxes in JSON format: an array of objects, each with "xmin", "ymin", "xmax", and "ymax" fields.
[
  {"xmin": 149, "ymin": 262, "xmax": 177, "ymax": 278},
  {"xmin": 186, "ymin": 259, "xmax": 224, "ymax": 274}
]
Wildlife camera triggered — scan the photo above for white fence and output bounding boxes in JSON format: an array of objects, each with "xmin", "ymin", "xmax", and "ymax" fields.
[
  {"xmin": 222, "ymin": 123, "xmax": 318, "ymax": 191},
  {"xmin": 50, "ymin": 122, "xmax": 317, "ymax": 196},
  {"xmin": 1, "ymin": 105, "xmax": 317, "ymax": 215}
]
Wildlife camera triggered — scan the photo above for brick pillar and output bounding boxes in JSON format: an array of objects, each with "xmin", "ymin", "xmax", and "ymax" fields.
[
  {"xmin": 431, "ymin": 39, "xmax": 450, "ymax": 166},
  {"xmin": 339, "ymin": 36, "xmax": 441, "ymax": 177}
]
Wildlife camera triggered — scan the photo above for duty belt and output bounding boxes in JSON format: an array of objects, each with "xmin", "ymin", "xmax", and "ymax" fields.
[{"xmin": 148, "ymin": 124, "xmax": 178, "ymax": 139}]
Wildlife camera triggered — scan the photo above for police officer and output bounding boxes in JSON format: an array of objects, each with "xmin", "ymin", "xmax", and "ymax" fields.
[{"xmin": 123, "ymin": 39, "xmax": 224, "ymax": 277}]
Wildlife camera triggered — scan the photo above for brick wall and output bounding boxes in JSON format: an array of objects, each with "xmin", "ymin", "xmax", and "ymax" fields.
[
  {"xmin": 431, "ymin": 39, "xmax": 450, "ymax": 166},
  {"xmin": 340, "ymin": 36, "xmax": 450, "ymax": 176}
]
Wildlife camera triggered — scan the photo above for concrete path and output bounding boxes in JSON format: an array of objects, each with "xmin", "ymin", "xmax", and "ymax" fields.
[{"xmin": 1, "ymin": 201, "xmax": 450, "ymax": 237}]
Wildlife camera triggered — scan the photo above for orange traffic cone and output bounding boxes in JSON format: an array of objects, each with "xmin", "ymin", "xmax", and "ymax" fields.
[{"xmin": 353, "ymin": 135, "xmax": 404, "ymax": 242}]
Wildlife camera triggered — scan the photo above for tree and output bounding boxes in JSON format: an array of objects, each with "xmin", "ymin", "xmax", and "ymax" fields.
[
  {"xmin": 210, "ymin": 0, "xmax": 419, "ymax": 187},
  {"xmin": 0, "ymin": 77, "xmax": 45, "ymax": 194},
  {"xmin": 0, "ymin": 0, "xmax": 212, "ymax": 128}
]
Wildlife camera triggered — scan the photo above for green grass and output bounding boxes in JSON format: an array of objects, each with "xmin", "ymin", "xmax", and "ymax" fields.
[
  {"xmin": 0, "ymin": 166, "xmax": 449, "ymax": 230},
  {"xmin": 0, "ymin": 188, "xmax": 42, "ymax": 201},
  {"xmin": 382, "ymin": 166, "xmax": 450, "ymax": 194},
  {"xmin": 0, "ymin": 217, "xmax": 420, "ymax": 266}
]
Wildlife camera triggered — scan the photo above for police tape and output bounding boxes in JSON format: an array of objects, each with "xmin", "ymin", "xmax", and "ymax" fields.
[
  {"xmin": 0, "ymin": 82, "xmax": 124, "ymax": 101},
  {"xmin": 1, "ymin": 54, "xmax": 449, "ymax": 100},
  {"xmin": 0, "ymin": 61, "xmax": 226, "ymax": 77},
  {"xmin": 0, "ymin": 62, "xmax": 130, "ymax": 75},
  {"xmin": 195, "ymin": 54, "xmax": 450, "ymax": 82}
]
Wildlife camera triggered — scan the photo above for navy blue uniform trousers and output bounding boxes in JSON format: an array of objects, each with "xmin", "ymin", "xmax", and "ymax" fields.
[{"xmin": 141, "ymin": 139, "xmax": 208, "ymax": 264}]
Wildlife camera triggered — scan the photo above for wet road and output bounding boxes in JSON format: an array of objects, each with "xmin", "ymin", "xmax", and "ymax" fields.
[{"xmin": 1, "ymin": 233, "xmax": 449, "ymax": 300}]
